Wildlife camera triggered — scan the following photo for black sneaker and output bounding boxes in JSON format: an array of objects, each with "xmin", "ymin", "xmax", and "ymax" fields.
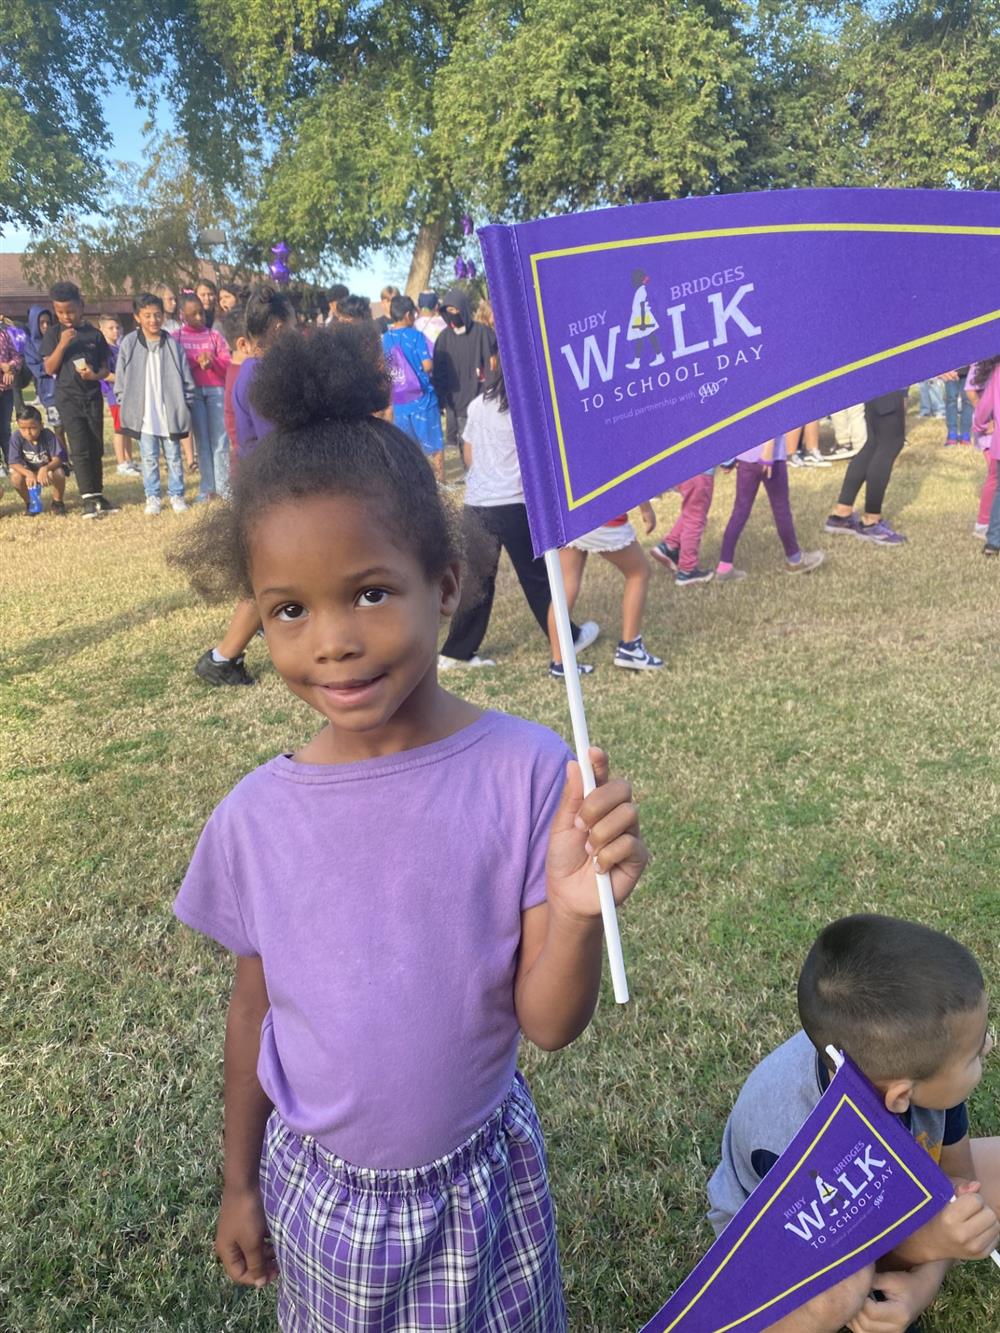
[
  {"xmin": 675, "ymin": 566, "xmax": 714, "ymax": 586},
  {"xmin": 195, "ymin": 649, "xmax": 256, "ymax": 687},
  {"xmin": 51, "ymin": 500, "xmax": 67, "ymax": 516},
  {"xmin": 94, "ymin": 494, "xmax": 120, "ymax": 514},
  {"xmin": 985, "ymin": 545, "xmax": 999, "ymax": 558},
  {"xmin": 650, "ymin": 541, "xmax": 680, "ymax": 572},
  {"xmin": 548, "ymin": 660, "xmax": 595, "ymax": 679},
  {"xmin": 81, "ymin": 497, "xmax": 101, "ymax": 520}
]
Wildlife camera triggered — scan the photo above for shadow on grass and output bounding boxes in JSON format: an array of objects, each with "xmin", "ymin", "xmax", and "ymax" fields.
[{"xmin": 0, "ymin": 593, "xmax": 193, "ymax": 680}]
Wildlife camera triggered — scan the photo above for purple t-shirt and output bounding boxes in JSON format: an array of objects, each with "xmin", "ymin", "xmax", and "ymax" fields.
[
  {"xmin": 738, "ymin": 431, "xmax": 788, "ymax": 465},
  {"xmin": 231, "ymin": 356, "xmax": 274, "ymax": 455},
  {"xmin": 174, "ymin": 710, "xmax": 570, "ymax": 1168}
]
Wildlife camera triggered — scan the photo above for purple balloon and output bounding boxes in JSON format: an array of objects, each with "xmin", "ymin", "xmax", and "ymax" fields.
[
  {"xmin": 466, "ymin": 261, "xmax": 477, "ymax": 280},
  {"xmin": 268, "ymin": 260, "xmax": 289, "ymax": 283},
  {"xmin": 271, "ymin": 241, "xmax": 290, "ymax": 258},
  {"xmin": 454, "ymin": 257, "xmax": 467, "ymax": 279},
  {"xmin": 462, "ymin": 215, "xmax": 474, "ymax": 237}
]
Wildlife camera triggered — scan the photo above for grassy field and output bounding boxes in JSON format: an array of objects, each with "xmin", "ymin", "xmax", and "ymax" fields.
[{"xmin": 3, "ymin": 412, "xmax": 1000, "ymax": 1332}]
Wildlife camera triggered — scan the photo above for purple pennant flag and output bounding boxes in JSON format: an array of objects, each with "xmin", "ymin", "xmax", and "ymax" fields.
[
  {"xmin": 638, "ymin": 1052, "xmax": 954, "ymax": 1333},
  {"xmin": 478, "ymin": 188, "xmax": 1000, "ymax": 554}
]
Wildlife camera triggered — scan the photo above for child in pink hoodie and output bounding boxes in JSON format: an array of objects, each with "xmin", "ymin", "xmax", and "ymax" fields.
[
  {"xmin": 174, "ymin": 293, "xmax": 231, "ymax": 501},
  {"xmin": 969, "ymin": 356, "xmax": 1000, "ymax": 554}
]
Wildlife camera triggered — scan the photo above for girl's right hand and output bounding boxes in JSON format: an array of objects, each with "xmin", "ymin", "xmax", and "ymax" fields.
[{"xmin": 216, "ymin": 1183, "xmax": 278, "ymax": 1288}]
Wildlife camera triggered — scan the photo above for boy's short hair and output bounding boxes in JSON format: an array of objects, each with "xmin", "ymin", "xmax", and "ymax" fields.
[
  {"xmin": 99, "ymin": 313, "xmax": 122, "ymax": 327},
  {"xmin": 798, "ymin": 914, "xmax": 985, "ymax": 1082},
  {"xmin": 326, "ymin": 284, "xmax": 349, "ymax": 306},
  {"xmin": 390, "ymin": 294, "xmax": 416, "ymax": 323},
  {"xmin": 50, "ymin": 281, "xmax": 82, "ymax": 305},
  {"xmin": 16, "ymin": 404, "xmax": 43, "ymax": 424},
  {"xmin": 134, "ymin": 292, "xmax": 165, "ymax": 314},
  {"xmin": 220, "ymin": 306, "xmax": 246, "ymax": 351}
]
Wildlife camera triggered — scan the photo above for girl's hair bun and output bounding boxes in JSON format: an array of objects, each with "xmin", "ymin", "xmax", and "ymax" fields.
[{"xmin": 249, "ymin": 324, "xmax": 391, "ymax": 431}]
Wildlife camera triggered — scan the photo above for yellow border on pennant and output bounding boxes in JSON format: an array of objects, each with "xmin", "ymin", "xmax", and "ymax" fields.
[
  {"xmin": 654, "ymin": 1094, "xmax": 937, "ymax": 1333},
  {"xmin": 529, "ymin": 223, "xmax": 1000, "ymax": 511}
]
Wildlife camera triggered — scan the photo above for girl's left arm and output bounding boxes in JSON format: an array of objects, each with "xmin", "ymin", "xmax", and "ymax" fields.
[{"xmin": 515, "ymin": 748, "xmax": 646, "ymax": 1050}]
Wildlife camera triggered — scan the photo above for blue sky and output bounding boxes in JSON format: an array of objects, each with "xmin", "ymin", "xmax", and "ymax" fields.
[{"xmin": 2, "ymin": 82, "xmax": 398, "ymax": 299}]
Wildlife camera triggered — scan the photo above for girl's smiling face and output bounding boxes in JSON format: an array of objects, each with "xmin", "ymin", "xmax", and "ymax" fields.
[{"xmin": 250, "ymin": 493, "xmax": 460, "ymax": 761}]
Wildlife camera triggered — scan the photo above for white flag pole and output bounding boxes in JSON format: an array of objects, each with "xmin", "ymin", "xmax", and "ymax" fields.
[{"xmin": 544, "ymin": 547, "xmax": 630, "ymax": 1004}]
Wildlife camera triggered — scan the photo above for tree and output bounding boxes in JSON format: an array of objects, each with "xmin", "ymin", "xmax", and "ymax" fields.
[
  {"xmin": 22, "ymin": 137, "xmax": 248, "ymax": 296},
  {"xmin": 438, "ymin": 0, "xmax": 753, "ymax": 217},
  {"xmin": 833, "ymin": 0, "xmax": 1000, "ymax": 189},
  {"xmin": 0, "ymin": 1, "xmax": 111, "ymax": 231}
]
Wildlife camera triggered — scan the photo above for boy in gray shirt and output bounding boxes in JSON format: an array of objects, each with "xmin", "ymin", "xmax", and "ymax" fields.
[
  {"xmin": 116, "ymin": 292, "xmax": 194, "ymax": 515},
  {"xmin": 708, "ymin": 916, "xmax": 999, "ymax": 1332}
]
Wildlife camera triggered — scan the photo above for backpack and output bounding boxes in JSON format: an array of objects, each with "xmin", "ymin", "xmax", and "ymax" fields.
[{"xmin": 383, "ymin": 330, "xmax": 430, "ymax": 405}]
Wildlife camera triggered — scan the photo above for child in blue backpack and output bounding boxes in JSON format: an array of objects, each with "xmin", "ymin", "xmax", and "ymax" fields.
[{"xmin": 382, "ymin": 295, "xmax": 445, "ymax": 480}]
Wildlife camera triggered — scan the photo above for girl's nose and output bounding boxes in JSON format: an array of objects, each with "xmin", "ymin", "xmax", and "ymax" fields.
[{"xmin": 312, "ymin": 613, "xmax": 363, "ymax": 661}]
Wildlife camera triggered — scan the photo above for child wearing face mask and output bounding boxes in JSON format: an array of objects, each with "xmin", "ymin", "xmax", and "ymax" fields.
[{"xmin": 431, "ymin": 287, "xmax": 497, "ymax": 463}]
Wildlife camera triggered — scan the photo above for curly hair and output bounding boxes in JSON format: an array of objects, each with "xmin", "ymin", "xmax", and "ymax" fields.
[
  {"xmin": 167, "ymin": 323, "xmax": 472, "ymax": 602},
  {"xmin": 968, "ymin": 355, "xmax": 1000, "ymax": 393}
]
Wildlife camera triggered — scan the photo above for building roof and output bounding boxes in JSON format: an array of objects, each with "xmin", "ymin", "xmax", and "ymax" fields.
[{"xmin": 0, "ymin": 252, "xmax": 231, "ymax": 323}]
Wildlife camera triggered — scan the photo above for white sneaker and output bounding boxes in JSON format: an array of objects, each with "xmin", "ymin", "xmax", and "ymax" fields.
[
  {"xmin": 438, "ymin": 653, "xmax": 496, "ymax": 671},
  {"xmin": 116, "ymin": 462, "xmax": 133, "ymax": 475},
  {"xmin": 788, "ymin": 453, "xmax": 805, "ymax": 467},
  {"xmin": 144, "ymin": 497, "xmax": 161, "ymax": 515},
  {"xmin": 574, "ymin": 620, "xmax": 600, "ymax": 653},
  {"xmin": 170, "ymin": 495, "xmax": 189, "ymax": 513},
  {"xmin": 973, "ymin": 522, "xmax": 988, "ymax": 538},
  {"xmin": 786, "ymin": 549, "xmax": 825, "ymax": 573},
  {"xmin": 805, "ymin": 452, "xmax": 833, "ymax": 468},
  {"xmin": 126, "ymin": 461, "xmax": 142, "ymax": 476}
]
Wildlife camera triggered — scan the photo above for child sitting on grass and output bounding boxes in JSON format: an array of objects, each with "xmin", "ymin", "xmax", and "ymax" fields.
[
  {"xmin": 7, "ymin": 405, "xmax": 69, "ymax": 516},
  {"xmin": 708, "ymin": 915, "xmax": 999, "ymax": 1333}
]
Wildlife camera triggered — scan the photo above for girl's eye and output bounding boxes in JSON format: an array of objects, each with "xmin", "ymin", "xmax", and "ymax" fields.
[
  {"xmin": 358, "ymin": 588, "xmax": 388, "ymax": 608},
  {"xmin": 275, "ymin": 603, "xmax": 306, "ymax": 622}
]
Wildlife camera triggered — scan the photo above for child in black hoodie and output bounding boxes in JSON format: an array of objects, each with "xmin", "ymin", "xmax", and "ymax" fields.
[{"xmin": 431, "ymin": 287, "xmax": 496, "ymax": 462}]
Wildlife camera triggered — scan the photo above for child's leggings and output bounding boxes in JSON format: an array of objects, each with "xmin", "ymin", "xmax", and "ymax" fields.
[
  {"xmin": 978, "ymin": 453, "xmax": 998, "ymax": 527},
  {"xmin": 667, "ymin": 474, "xmax": 714, "ymax": 572},
  {"xmin": 719, "ymin": 460, "xmax": 799, "ymax": 564}
]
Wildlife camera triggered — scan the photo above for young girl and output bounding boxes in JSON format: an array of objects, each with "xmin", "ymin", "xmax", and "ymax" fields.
[
  {"xmin": 717, "ymin": 436, "xmax": 824, "ymax": 580},
  {"xmin": 172, "ymin": 324, "xmax": 646, "ymax": 1331},
  {"xmin": 174, "ymin": 293, "xmax": 232, "ymax": 502},
  {"xmin": 381, "ymin": 294, "xmax": 445, "ymax": 480},
  {"xmin": 968, "ymin": 356, "xmax": 1000, "ymax": 555},
  {"xmin": 98, "ymin": 315, "xmax": 140, "ymax": 476},
  {"xmin": 193, "ymin": 285, "xmax": 293, "ymax": 688},
  {"xmin": 965, "ymin": 358, "xmax": 999, "ymax": 540},
  {"xmin": 547, "ymin": 508, "xmax": 664, "ymax": 677}
]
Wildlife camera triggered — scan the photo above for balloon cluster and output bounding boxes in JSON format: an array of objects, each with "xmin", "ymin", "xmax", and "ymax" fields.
[
  {"xmin": 268, "ymin": 241, "xmax": 291, "ymax": 285},
  {"xmin": 454, "ymin": 216, "xmax": 477, "ymax": 281}
]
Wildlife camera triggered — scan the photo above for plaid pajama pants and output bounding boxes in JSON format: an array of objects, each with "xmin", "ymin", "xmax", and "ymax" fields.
[{"xmin": 260, "ymin": 1073, "xmax": 567, "ymax": 1332}]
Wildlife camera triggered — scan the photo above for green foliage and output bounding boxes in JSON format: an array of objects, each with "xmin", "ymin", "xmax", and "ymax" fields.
[
  {"xmin": 22, "ymin": 137, "xmax": 249, "ymax": 298},
  {"xmin": 0, "ymin": 0, "xmax": 111, "ymax": 229},
  {"xmin": 440, "ymin": 0, "xmax": 751, "ymax": 216},
  {"xmin": 835, "ymin": 0, "xmax": 1000, "ymax": 188}
]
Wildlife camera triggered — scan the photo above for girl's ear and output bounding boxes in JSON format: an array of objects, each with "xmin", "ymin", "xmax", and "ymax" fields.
[{"xmin": 439, "ymin": 562, "xmax": 462, "ymax": 618}]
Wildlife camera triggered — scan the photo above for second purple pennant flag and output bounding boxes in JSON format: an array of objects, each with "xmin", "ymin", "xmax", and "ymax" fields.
[
  {"xmin": 638, "ymin": 1052, "xmax": 954, "ymax": 1333},
  {"xmin": 479, "ymin": 187, "xmax": 1000, "ymax": 553}
]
